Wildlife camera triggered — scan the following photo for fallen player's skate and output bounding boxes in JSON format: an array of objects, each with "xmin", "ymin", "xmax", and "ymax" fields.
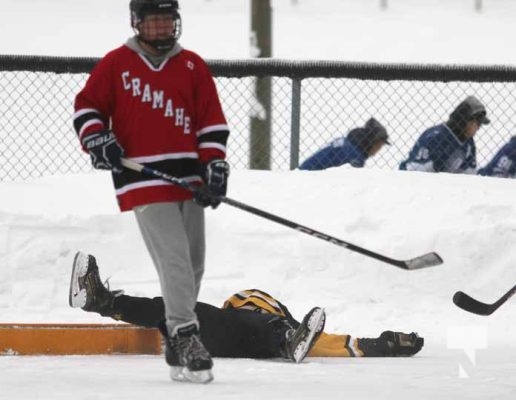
[{"xmin": 283, "ymin": 307, "xmax": 326, "ymax": 363}]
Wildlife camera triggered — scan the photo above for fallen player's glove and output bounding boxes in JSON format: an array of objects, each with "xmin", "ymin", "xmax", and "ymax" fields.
[{"xmin": 356, "ymin": 331, "xmax": 424, "ymax": 357}]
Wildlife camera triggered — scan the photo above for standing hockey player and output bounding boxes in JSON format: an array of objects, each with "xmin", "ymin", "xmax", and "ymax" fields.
[
  {"xmin": 72, "ymin": 0, "xmax": 230, "ymax": 384},
  {"xmin": 399, "ymin": 96, "xmax": 490, "ymax": 173}
]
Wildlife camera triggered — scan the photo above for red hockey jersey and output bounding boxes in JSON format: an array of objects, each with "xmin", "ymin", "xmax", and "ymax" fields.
[{"xmin": 73, "ymin": 45, "xmax": 229, "ymax": 211}]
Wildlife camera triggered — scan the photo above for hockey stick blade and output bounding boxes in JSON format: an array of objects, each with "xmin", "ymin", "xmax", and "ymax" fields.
[
  {"xmin": 401, "ymin": 252, "xmax": 443, "ymax": 270},
  {"xmin": 453, "ymin": 284, "xmax": 516, "ymax": 316}
]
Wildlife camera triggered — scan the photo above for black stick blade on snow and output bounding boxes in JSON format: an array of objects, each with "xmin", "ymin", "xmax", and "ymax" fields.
[{"xmin": 453, "ymin": 284, "xmax": 516, "ymax": 316}]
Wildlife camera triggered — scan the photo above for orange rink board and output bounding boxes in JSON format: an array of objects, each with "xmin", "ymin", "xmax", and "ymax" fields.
[{"xmin": 0, "ymin": 323, "xmax": 162, "ymax": 355}]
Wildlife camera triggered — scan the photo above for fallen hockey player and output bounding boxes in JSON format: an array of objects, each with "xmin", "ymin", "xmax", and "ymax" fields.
[{"xmin": 69, "ymin": 252, "xmax": 423, "ymax": 362}]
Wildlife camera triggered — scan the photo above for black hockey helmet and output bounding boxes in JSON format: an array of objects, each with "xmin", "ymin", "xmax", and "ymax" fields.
[{"xmin": 129, "ymin": 0, "xmax": 182, "ymax": 53}]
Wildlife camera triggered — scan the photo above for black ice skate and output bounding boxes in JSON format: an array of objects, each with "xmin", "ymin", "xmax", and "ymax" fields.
[
  {"xmin": 283, "ymin": 307, "xmax": 326, "ymax": 363},
  {"xmin": 68, "ymin": 251, "xmax": 122, "ymax": 316},
  {"xmin": 160, "ymin": 320, "xmax": 214, "ymax": 384},
  {"xmin": 357, "ymin": 331, "xmax": 424, "ymax": 357}
]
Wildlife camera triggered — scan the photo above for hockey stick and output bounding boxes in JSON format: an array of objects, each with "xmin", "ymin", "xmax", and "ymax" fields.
[
  {"xmin": 453, "ymin": 284, "xmax": 515, "ymax": 316},
  {"xmin": 120, "ymin": 158, "xmax": 442, "ymax": 270}
]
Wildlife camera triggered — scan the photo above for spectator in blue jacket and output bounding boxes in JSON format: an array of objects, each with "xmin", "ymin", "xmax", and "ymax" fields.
[
  {"xmin": 399, "ymin": 96, "xmax": 490, "ymax": 174},
  {"xmin": 299, "ymin": 118, "xmax": 390, "ymax": 171},
  {"xmin": 478, "ymin": 136, "xmax": 516, "ymax": 178}
]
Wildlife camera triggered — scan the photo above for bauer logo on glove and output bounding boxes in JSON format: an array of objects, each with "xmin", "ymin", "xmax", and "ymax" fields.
[{"xmin": 82, "ymin": 130, "xmax": 124, "ymax": 174}]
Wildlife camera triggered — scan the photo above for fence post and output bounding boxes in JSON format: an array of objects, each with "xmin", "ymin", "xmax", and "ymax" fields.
[
  {"xmin": 250, "ymin": 0, "xmax": 272, "ymax": 170},
  {"xmin": 290, "ymin": 78, "xmax": 302, "ymax": 170},
  {"xmin": 475, "ymin": 0, "xmax": 482, "ymax": 12}
]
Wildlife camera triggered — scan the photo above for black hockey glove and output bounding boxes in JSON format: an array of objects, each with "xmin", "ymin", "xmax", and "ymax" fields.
[
  {"xmin": 193, "ymin": 160, "xmax": 230, "ymax": 209},
  {"xmin": 192, "ymin": 186, "xmax": 216, "ymax": 209},
  {"xmin": 82, "ymin": 130, "xmax": 124, "ymax": 174}
]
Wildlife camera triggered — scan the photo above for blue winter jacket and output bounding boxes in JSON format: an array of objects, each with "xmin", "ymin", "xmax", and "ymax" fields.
[
  {"xmin": 478, "ymin": 137, "xmax": 516, "ymax": 178},
  {"xmin": 399, "ymin": 124, "xmax": 477, "ymax": 174},
  {"xmin": 299, "ymin": 137, "xmax": 368, "ymax": 171}
]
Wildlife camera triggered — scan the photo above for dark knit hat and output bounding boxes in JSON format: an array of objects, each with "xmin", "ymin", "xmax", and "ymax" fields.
[
  {"xmin": 347, "ymin": 118, "xmax": 390, "ymax": 153},
  {"xmin": 364, "ymin": 118, "xmax": 390, "ymax": 145},
  {"xmin": 449, "ymin": 96, "xmax": 490, "ymax": 126}
]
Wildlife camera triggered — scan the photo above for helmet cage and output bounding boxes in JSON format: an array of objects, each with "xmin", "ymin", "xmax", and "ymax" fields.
[{"xmin": 130, "ymin": 0, "xmax": 182, "ymax": 53}]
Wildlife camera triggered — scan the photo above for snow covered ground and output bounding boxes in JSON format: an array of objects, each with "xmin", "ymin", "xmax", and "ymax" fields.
[
  {"xmin": 0, "ymin": 168, "xmax": 515, "ymax": 398},
  {"xmin": 1, "ymin": 0, "xmax": 515, "ymax": 399}
]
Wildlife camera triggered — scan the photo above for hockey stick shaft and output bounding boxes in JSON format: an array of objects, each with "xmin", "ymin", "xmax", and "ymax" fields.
[
  {"xmin": 453, "ymin": 284, "xmax": 516, "ymax": 315},
  {"xmin": 121, "ymin": 158, "xmax": 442, "ymax": 270}
]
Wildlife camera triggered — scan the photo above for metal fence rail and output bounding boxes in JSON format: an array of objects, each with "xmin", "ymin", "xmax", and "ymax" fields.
[{"xmin": 1, "ymin": 55, "xmax": 516, "ymax": 180}]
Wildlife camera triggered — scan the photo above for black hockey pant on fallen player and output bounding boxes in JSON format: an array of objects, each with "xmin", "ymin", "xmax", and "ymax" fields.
[{"xmin": 111, "ymin": 295, "xmax": 286, "ymax": 358}]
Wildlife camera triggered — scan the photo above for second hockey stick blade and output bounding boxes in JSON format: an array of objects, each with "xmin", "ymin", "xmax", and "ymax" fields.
[{"xmin": 452, "ymin": 284, "xmax": 516, "ymax": 316}]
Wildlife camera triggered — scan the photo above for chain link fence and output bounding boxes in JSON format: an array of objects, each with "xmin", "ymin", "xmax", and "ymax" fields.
[{"xmin": 1, "ymin": 56, "xmax": 516, "ymax": 180}]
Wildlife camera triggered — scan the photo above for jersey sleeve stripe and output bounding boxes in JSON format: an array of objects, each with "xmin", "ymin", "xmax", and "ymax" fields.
[
  {"xmin": 198, "ymin": 142, "xmax": 226, "ymax": 153},
  {"xmin": 197, "ymin": 131, "xmax": 229, "ymax": 145},
  {"xmin": 197, "ymin": 124, "xmax": 230, "ymax": 137},
  {"xmin": 77, "ymin": 119, "xmax": 105, "ymax": 139},
  {"xmin": 73, "ymin": 108, "xmax": 105, "ymax": 138},
  {"xmin": 73, "ymin": 108, "xmax": 102, "ymax": 119},
  {"xmin": 197, "ymin": 129, "xmax": 229, "ymax": 155}
]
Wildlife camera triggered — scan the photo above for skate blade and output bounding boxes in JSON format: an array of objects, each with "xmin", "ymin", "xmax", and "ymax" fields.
[
  {"xmin": 184, "ymin": 369, "xmax": 214, "ymax": 384},
  {"xmin": 170, "ymin": 367, "xmax": 213, "ymax": 384},
  {"xmin": 68, "ymin": 251, "xmax": 89, "ymax": 308},
  {"xmin": 293, "ymin": 307, "xmax": 326, "ymax": 363}
]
